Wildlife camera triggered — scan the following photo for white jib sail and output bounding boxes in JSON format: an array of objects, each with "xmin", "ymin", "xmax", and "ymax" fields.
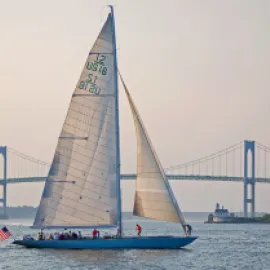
[
  {"xmin": 34, "ymin": 13, "xmax": 118, "ymax": 228},
  {"xmin": 120, "ymin": 75, "xmax": 186, "ymax": 228}
]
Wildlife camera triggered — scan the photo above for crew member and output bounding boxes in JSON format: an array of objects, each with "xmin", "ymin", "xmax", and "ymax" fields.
[
  {"xmin": 38, "ymin": 229, "xmax": 45, "ymax": 240},
  {"xmin": 136, "ymin": 224, "xmax": 142, "ymax": 236},
  {"xmin": 186, "ymin": 224, "xmax": 192, "ymax": 236},
  {"xmin": 92, "ymin": 228, "xmax": 99, "ymax": 239}
]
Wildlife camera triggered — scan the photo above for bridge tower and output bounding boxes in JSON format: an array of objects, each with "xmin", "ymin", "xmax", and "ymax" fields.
[
  {"xmin": 244, "ymin": 140, "xmax": 255, "ymax": 217},
  {"xmin": 0, "ymin": 146, "xmax": 7, "ymax": 218}
]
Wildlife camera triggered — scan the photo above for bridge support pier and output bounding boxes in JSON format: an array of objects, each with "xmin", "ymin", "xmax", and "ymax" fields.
[
  {"xmin": 0, "ymin": 146, "xmax": 8, "ymax": 218},
  {"xmin": 244, "ymin": 140, "xmax": 255, "ymax": 217}
]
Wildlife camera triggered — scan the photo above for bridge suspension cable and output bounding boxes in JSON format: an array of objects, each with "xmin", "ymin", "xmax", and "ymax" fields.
[
  {"xmin": 255, "ymin": 142, "xmax": 270, "ymax": 181},
  {"xmin": 165, "ymin": 141, "xmax": 244, "ymax": 178},
  {"xmin": 6, "ymin": 147, "xmax": 50, "ymax": 180}
]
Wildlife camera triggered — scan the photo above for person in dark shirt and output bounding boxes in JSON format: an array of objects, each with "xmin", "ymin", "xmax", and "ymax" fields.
[
  {"xmin": 186, "ymin": 224, "xmax": 192, "ymax": 236},
  {"xmin": 59, "ymin": 233, "xmax": 64, "ymax": 240},
  {"xmin": 72, "ymin": 232, "xmax": 78, "ymax": 239}
]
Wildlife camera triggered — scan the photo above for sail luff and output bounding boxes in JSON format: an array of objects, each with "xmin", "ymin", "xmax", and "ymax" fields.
[
  {"xmin": 119, "ymin": 74, "xmax": 186, "ymax": 232},
  {"xmin": 109, "ymin": 5, "xmax": 122, "ymax": 236}
]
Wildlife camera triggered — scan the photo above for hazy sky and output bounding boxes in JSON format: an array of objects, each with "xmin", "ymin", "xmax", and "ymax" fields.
[{"xmin": 1, "ymin": 0, "xmax": 270, "ymax": 212}]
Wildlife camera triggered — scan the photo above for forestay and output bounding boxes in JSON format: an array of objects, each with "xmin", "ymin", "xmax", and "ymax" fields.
[
  {"xmin": 120, "ymin": 76, "xmax": 186, "ymax": 229},
  {"xmin": 34, "ymin": 14, "xmax": 118, "ymax": 228}
]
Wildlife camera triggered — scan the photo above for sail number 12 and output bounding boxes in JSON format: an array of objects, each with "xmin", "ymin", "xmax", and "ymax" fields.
[
  {"xmin": 78, "ymin": 54, "xmax": 108, "ymax": 95},
  {"xmin": 87, "ymin": 54, "xmax": 108, "ymax": 75}
]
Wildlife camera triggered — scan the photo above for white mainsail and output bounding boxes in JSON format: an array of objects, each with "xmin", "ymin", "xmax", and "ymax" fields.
[
  {"xmin": 34, "ymin": 13, "xmax": 119, "ymax": 228},
  {"xmin": 120, "ymin": 76, "xmax": 186, "ymax": 228}
]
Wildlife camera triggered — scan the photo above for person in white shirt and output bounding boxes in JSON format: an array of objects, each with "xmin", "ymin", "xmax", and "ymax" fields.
[{"xmin": 54, "ymin": 232, "xmax": 59, "ymax": 240}]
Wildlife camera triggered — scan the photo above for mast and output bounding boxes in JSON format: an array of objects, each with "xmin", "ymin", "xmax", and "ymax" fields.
[{"xmin": 109, "ymin": 5, "xmax": 122, "ymax": 236}]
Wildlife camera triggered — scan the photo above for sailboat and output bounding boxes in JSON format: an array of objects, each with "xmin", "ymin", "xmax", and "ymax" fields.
[{"xmin": 13, "ymin": 6, "xmax": 197, "ymax": 249}]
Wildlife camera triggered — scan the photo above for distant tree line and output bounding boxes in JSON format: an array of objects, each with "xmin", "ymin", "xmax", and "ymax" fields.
[{"xmin": 6, "ymin": 206, "xmax": 37, "ymax": 218}]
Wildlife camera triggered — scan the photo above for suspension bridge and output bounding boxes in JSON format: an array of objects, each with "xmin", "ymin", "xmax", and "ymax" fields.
[{"xmin": 1, "ymin": 140, "xmax": 270, "ymax": 218}]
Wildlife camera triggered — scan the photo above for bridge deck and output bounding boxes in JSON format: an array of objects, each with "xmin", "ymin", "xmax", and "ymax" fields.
[{"xmin": 1, "ymin": 175, "xmax": 270, "ymax": 184}]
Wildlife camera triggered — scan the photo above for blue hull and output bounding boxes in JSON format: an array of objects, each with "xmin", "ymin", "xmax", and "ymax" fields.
[{"xmin": 12, "ymin": 236, "xmax": 197, "ymax": 249}]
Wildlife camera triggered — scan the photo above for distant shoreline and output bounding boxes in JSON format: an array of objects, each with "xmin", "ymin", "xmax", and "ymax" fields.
[{"xmin": 0, "ymin": 206, "xmax": 268, "ymax": 219}]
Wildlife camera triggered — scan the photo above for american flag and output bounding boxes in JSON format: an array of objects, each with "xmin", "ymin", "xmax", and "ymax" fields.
[{"xmin": 0, "ymin": 226, "xmax": 12, "ymax": 241}]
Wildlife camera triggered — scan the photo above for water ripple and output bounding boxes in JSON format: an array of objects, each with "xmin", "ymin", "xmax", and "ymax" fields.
[{"xmin": 0, "ymin": 220, "xmax": 270, "ymax": 269}]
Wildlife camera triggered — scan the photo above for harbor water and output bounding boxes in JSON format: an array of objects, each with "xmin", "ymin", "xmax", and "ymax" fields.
[{"xmin": 0, "ymin": 214, "xmax": 269, "ymax": 270}]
